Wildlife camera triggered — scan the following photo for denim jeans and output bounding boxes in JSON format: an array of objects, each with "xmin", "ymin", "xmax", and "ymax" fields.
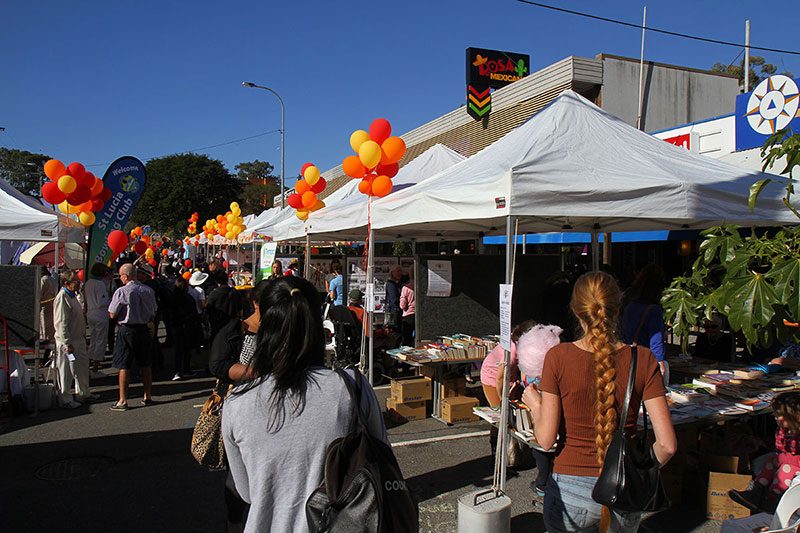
[{"xmin": 544, "ymin": 472, "xmax": 643, "ymax": 532}]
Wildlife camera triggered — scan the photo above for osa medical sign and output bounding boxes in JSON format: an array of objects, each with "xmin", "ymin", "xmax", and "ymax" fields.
[{"xmin": 735, "ymin": 75, "xmax": 800, "ymax": 151}]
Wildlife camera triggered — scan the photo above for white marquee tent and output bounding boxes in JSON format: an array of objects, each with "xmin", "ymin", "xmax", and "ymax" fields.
[{"xmin": 0, "ymin": 178, "xmax": 83, "ymax": 242}]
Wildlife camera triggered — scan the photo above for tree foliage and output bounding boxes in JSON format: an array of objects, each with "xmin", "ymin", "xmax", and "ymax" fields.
[
  {"xmin": 235, "ymin": 159, "xmax": 279, "ymax": 214},
  {"xmin": 663, "ymin": 129, "xmax": 800, "ymax": 351},
  {"xmin": 130, "ymin": 153, "xmax": 242, "ymax": 237},
  {"xmin": 711, "ymin": 56, "xmax": 793, "ymax": 89},
  {"xmin": 0, "ymin": 147, "xmax": 51, "ymax": 198}
]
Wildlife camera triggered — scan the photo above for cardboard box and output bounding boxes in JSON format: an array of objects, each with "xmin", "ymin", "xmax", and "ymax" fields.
[
  {"xmin": 441, "ymin": 396, "xmax": 479, "ymax": 424},
  {"xmin": 386, "ymin": 398, "xmax": 426, "ymax": 422},
  {"xmin": 439, "ymin": 377, "xmax": 467, "ymax": 399},
  {"xmin": 391, "ymin": 376, "xmax": 432, "ymax": 403},
  {"xmin": 706, "ymin": 471, "xmax": 751, "ymax": 520}
]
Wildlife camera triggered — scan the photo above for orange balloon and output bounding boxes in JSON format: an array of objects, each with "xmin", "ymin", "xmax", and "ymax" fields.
[
  {"xmin": 78, "ymin": 200, "xmax": 93, "ymax": 212},
  {"xmin": 372, "ymin": 175, "xmax": 393, "ymax": 197},
  {"xmin": 358, "ymin": 178, "xmax": 372, "ymax": 195},
  {"xmin": 182, "ymin": 271, "xmax": 192, "ymax": 280},
  {"xmin": 90, "ymin": 177, "xmax": 104, "ymax": 196},
  {"xmin": 162, "ymin": 249, "xmax": 168, "ymax": 256},
  {"xmin": 310, "ymin": 199, "xmax": 325, "ymax": 212},
  {"xmin": 342, "ymin": 155, "xmax": 366, "ymax": 179},
  {"xmin": 380, "ymin": 136, "xmax": 406, "ymax": 164},
  {"xmin": 141, "ymin": 234, "xmax": 151, "ymax": 244},
  {"xmin": 358, "ymin": 140, "xmax": 382, "ymax": 169},
  {"xmin": 134, "ymin": 226, "xmax": 143, "ymax": 236},
  {"xmin": 295, "ymin": 180, "xmax": 311, "ymax": 195},
  {"xmin": 301, "ymin": 191, "xmax": 317, "ymax": 208},
  {"xmin": 44, "ymin": 159, "xmax": 66, "ymax": 180}
]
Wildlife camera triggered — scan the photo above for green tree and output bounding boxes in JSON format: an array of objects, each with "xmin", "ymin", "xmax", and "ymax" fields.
[
  {"xmin": 130, "ymin": 153, "xmax": 242, "ymax": 237},
  {"xmin": 662, "ymin": 129, "xmax": 800, "ymax": 350},
  {"xmin": 234, "ymin": 159, "xmax": 279, "ymax": 213},
  {"xmin": 0, "ymin": 148, "xmax": 51, "ymax": 198},
  {"xmin": 711, "ymin": 56, "xmax": 793, "ymax": 89}
]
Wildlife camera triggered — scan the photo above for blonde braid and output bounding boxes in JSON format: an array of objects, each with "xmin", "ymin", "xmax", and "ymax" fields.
[{"xmin": 571, "ymin": 272, "xmax": 623, "ymax": 465}]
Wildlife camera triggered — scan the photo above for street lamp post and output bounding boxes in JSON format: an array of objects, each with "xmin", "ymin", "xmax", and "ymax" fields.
[{"xmin": 242, "ymin": 82, "xmax": 285, "ymax": 209}]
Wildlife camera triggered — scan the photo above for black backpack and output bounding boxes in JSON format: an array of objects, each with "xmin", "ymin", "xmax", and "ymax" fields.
[{"xmin": 306, "ymin": 369, "xmax": 418, "ymax": 533}]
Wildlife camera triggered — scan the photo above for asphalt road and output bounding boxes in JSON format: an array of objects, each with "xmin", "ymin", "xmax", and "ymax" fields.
[{"xmin": 1, "ymin": 349, "xmax": 726, "ymax": 533}]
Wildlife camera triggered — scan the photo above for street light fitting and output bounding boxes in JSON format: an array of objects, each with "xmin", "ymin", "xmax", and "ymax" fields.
[
  {"xmin": 241, "ymin": 81, "xmax": 285, "ymax": 209},
  {"xmin": 242, "ymin": 81, "xmax": 256, "ymax": 88}
]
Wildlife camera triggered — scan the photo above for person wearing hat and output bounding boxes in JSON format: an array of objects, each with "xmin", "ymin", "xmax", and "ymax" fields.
[
  {"xmin": 347, "ymin": 289, "xmax": 370, "ymax": 338},
  {"xmin": 188, "ymin": 271, "xmax": 208, "ymax": 314}
]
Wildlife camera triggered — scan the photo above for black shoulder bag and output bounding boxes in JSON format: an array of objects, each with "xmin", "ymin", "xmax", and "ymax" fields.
[{"xmin": 591, "ymin": 346, "xmax": 669, "ymax": 512}]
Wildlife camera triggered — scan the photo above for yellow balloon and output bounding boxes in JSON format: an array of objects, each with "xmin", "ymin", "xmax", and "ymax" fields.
[
  {"xmin": 296, "ymin": 208, "xmax": 309, "ymax": 221},
  {"xmin": 58, "ymin": 175, "xmax": 77, "ymax": 194},
  {"xmin": 232, "ymin": 225, "xmax": 242, "ymax": 234},
  {"xmin": 225, "ymin": 231, "xmax": 234, "ymax": 240},
  {"xmin": 358, "ymin": 140, "xmax": 381, "ymax": 169},
  {"xmin": 232, "ymin": 206, "xmax": 241, "ymax": 217},
  {"xmin": 350, "ymin": 130, "xmax": 370, "ymax": 153},
  {"xmin": 230, "ymin": 202, "xmax": 240, "ymax": 210},
  {"xmin": 58, "ymin": 201, "xmax": 70, "ymax": 214},
  {"xmin": 227, "ymin": 213, "xmax": 236, "ymax": 223},
  {"xmin": 303, "ymin": 165, "xmax": 320, "ymax": 186},
  {"xmin": 145, "ymin": 249, "xmax": 154, "ymax": 259},
  {"xmin": 78, "ymin": 211, "xmax": 96, "ymax": 225}
]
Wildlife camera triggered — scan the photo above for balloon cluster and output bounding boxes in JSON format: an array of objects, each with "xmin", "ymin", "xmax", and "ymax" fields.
[
  {"xmin": 40, "ymin": 159, "xmax": 112, "ymax": 226},
  {"xmin": 187, "ymin": 212, "xmax": 198, "ymax": 234},
  {"xmin": 203, "ymin": 202, "xmax": 247, "ymax": 241},
  {"xmin": 342, "ymin": 118, "xmax": 405, "ymax": 197},
  {"xmin": 287, "ymin": 162, "xmax": 327, "ymax": 220}
]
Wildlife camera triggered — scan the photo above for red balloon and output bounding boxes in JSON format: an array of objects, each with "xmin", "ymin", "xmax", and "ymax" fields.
[
  {"xmin": 300, "ymin": 162, "xmax": 313, "ymax": 176},
  {"xmin": 41, "ymin": 181, "xmax": 66, "ymax": 205},
  {"xmin": 66, "ymin": 185, "xmax": 92, "ymax": 205},
  {"xmin": 376, "ymin": 162, "xmax": 399, "ymax": 179},
  {"xmin": 77, "ymin": 270, "xmax": 84, "ymax": 282},
  {"xmin": 148, "ymin": 259, "xmax": 157, "ymax": 267},
  {"xmin": 90, "ymin": 198, "xmax": 104, "ymax": 212},
  {"xmin": 287, "ymin": 193, "xmax": 303, "ymax": 209},
  {"xmin": 148, "ymin": 245, "xmax": 156, "ymax": 252},
  {"xmin": 100, "ymin": 188, "xmax": 112, "ymax": 202},
  {"xmin": 369, "ymin": 118, "xmax": 392, "ymax": 144},
  {"xmin": 222, "ymin": 261, "xmax": 228, "ymax": 269},
  {"xmin": 295, "ymin": 180, "xmax": 311, "ymax": 195},
  {"xmin": 107, "ymin": 230, "xmax": 128, "ymax": 253},
  {"xmin": 133, "ymin": 241, "xmax": 148, "ymax": 255},
  {"xmin": 155, "ymin": 241, "xmax": 162, "ymax": 248},
  {"xmin": 76, "ymin": 169, "xmax": 95, "ymax": 188},
  {"xmin": 310, "ymin": 177, "xmax": 326, "ymax": 194},
  {"xmin": 184, "ymin": 259, "xmax": 192, "ymax": 268},
  {"xmin": 67, "ymin": 162, "xmax": 86, "ymax": 182}
]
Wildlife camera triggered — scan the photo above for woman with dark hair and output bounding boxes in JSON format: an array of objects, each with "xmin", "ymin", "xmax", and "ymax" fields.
[
  {"xmin": 622, "ymin": 264, "xmax": 668, "ymax": 381},
  {"xmin": 523, "ymin": 271, "xmax": 676, "ymax": 532},
  {"xmin": 221, "ymin": 277, "xmax": 387, "ymax": 532}
]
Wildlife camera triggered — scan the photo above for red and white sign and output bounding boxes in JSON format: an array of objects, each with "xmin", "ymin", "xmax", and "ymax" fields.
[{"xmin": 664, "ymin": 133, "xmax": 690, "ymax": 150}]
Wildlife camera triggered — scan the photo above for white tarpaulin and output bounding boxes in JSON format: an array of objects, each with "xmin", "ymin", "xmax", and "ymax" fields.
[
  {"xmin": 366, "ymin": 90, "xmax": 797, "ymax": 240},
  {"xmin": 271, "ymin": 144, "xmax": 466, "ymax": 242},
  {"xmin": 0, "ymin": 178, "xmax": 84, "ymax": 242}
]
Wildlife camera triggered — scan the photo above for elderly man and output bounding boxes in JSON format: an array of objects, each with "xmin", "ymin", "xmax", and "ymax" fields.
[
  {"xmin": 53, "ymin": 270, "xmax": 94, "ymax": 408},
  {"xmin": 108, "ymin": 263, "xmax": 158, "ymax": 411}
]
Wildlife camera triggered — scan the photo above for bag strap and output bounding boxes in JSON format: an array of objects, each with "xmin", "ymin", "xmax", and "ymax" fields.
[
  {"xmin": 335, "ymin": 367, "xmax": 368, "ymax": 431},
  {"xmin": 616, "ymin": 346, "xmax": 638, "ymax": 437},
  {"xmin": 633, "ymin": 304, "xmax": 655, "ymax": 346}
]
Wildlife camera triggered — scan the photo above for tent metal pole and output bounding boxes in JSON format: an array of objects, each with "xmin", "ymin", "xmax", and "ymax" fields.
[
  {"xmin": 497, "ymin": 215, "xmax": 514, "ymax": 493},
  {"xmin": 412, "ymin": 240, "xmax": 419, "ymax": 347},
  {"xmin": 304, "ymin": 231, "xmax": 310, "ymax": 279},
  {"xmin": 636, "ymin": 6, "xmax": 647, "ymax": 131},
  {"xmin": 367, "ymin": 228, "xmax": 375, "ymax": 386},
  {"xmin": 591, "ymin": 228, "xmax": 600, "ymax": 272}
]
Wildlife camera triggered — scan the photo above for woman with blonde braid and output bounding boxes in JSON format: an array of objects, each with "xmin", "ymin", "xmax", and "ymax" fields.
[{"xmin": 522, "ymin": 272, "xmax": 676, "ymax": 532}]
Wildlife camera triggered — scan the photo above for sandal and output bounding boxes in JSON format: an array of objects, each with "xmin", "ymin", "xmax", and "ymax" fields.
[
  {"xmin": 110, "ymin": 402, "xmax": 128, "ymax": 411},
  {"xmin": 140, "ymin": 398, "xmax": 158, "ymax": 407}
]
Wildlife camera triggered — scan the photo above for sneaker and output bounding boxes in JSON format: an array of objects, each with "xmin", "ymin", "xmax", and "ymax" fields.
[
  {"xmin": 535, "ymin": 486, "xmax": 546, "ymax": 497},
  {"xmin": 61, "ymin": 400, "xmax": 81, "ymax": 409},
  {"xmin": 172, "ymin": 373, "xmax": 183, "ymax": 381},
  {"xmin": 728, "ymin": 480, "xmax": 766, "ymax": 512}
]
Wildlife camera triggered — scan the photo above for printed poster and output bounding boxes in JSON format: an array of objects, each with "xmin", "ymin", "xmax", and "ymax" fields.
[
  {"xmin": 346, "ymin": 256, "xmax": 398, "ymax": 313},
  {"xmin": 427, "ymin": 260, "xmax": 452, "ymax": 297},
  {"xmin": 499, "ymin": 283, "xmax": 513, "ymax": 351},
  {"xmin": 257, "ymin": 242, "xmax": 277, "ymax": 281}
]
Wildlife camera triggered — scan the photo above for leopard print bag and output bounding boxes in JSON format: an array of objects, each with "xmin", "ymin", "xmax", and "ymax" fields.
[{"xmin": 191, "ymin": 381, "xmax": 231, "ymax": 469}]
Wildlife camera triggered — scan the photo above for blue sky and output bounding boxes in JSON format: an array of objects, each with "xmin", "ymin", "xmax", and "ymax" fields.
[{"xmin": 3, "ymin": 0, "xmax": 798, "ymax": 189}]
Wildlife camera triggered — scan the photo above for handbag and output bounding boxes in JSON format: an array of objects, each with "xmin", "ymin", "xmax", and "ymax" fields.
[
  {"xmin": 190, "ymin": 380, "xmax": 231, "ymax": 469},
  {"xmin": 591, "ymin": 346, "xmax": 669, "ymax": 512}
]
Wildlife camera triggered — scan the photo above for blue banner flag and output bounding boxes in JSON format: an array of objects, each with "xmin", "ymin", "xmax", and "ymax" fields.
[{"xmin": 86, "ymin": 156, "xmax": 147, "ymax": 270}]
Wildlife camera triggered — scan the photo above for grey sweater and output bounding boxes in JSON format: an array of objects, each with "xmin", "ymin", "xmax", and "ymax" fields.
[{"xmin": 222, "ymin": 367, "xmax": 388, "ymax": 533}]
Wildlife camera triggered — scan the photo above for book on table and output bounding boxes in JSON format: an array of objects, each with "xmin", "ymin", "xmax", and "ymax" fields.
[{"xmin": 734, "ymin": 398, "xmax": 770, "ymax": 411}]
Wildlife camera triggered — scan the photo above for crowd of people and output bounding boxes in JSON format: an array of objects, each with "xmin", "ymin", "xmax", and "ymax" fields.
[{"xmin": 35, "ymin": 252, "xmax": 800, "ymax": 532}]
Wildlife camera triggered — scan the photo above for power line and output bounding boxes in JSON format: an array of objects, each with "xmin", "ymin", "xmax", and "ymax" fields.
[
  {"xmin": 516, "ymin": 0, "xmax": 800, "ymax": 56},
  {"xmin": 84, "ymin": 129, "xmax": 282, "ymax": 168}
]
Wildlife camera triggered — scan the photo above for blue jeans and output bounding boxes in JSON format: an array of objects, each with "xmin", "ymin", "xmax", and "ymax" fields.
[{"xmin": 544, "ymin": 473, "xmax": 643, "ymax": 533}]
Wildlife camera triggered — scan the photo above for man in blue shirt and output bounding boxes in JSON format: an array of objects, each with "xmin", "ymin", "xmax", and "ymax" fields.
[{"xmin": 328, "ymin": 263, "xmax": 344, "ymax": 306}]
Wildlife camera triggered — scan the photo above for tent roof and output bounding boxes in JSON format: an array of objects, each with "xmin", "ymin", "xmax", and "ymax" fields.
[
  {"xmin": 272, "ymin": 144, "xmax": 466, "ymax": 241},
  {"xmin": 0, "ymin": 178, "xmax": 84, "ymax": 242},
  {"xmin": 367, "ymin": 90, "xmax": 797, "ymax": 240}
]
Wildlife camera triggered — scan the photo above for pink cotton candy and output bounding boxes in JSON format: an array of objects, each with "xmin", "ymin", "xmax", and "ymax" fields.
[{"xmin": 517, "ymin": 324, "xmax": 563, "ymax": 379}]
